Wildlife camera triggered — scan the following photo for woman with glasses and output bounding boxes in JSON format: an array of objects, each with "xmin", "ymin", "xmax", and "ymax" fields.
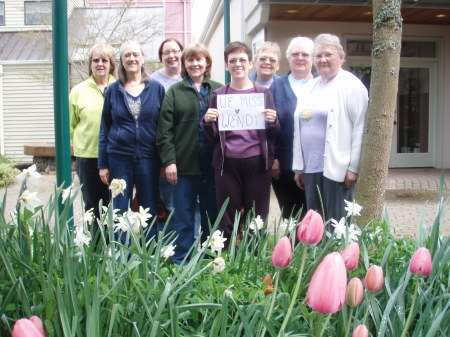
[
  {"xmin": 202, "ymin": 41, "xmax": 280, "ymax": 249},
  {"xmin": 270, "ymin": 37, "xmax": 315, "ymax": 220},
  {"xmin": 157, "ymin": 43, "xmax": 222, "ymax": 264},
  {"xmin": 293, "ymin": 34, "xmax": 368, "ymax": 229},
  {"xmin": 69, "ymin": 43, "xmax": 116, "ymax": 230},
  {"xmin": 98, "ymin": 41, "xmax": 165, "ymax": 243},
  {"xmin": 249, "ymin": 41, "xmax": 281, "ymax": 88},
  {"xmin": 151, "ymin": 38, "xmax": 184, "ymax": 222}
]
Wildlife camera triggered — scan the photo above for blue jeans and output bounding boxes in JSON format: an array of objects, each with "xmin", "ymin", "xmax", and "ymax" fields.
[
  {"xmin": 171, "ymin": 155, "xmax": 217, "ymax": 264},
  {"xmin": 108, "ymin": 154, "xmax": 160, "ymax": 244}
]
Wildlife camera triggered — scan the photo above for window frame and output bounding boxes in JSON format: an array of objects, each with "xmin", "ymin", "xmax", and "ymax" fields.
[
  {"xmin": 24, "ymin": 1, "xmax": 52, "ymax": 26},
  {"xmin": 0, "ymin": 2, "xmax": 5, "ymax": 26}
]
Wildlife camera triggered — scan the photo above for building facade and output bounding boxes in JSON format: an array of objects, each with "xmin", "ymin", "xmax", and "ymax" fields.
[{"xmin": 200, "ymin": 0, "xmax": 450, "ymax": 169}]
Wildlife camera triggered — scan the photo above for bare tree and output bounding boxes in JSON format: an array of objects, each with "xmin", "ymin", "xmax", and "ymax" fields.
[{"xmin": 355, "ymin": 0, "xmax": 402, "ymax": 226}]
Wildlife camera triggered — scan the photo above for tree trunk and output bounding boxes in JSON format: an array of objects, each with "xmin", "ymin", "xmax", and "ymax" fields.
[{"xmin": 355, "ymin": 0, "xmax": 402, "ymax": 226}]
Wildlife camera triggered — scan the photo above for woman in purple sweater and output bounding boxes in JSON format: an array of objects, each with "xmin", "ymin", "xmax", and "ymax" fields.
[{"xmin": 202, "ymin": 41, "xmax": 280, "ymax": 249}]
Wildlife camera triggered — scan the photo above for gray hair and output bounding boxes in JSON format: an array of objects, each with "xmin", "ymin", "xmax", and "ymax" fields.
[
  {"xmin": 117, "ymin": 40, "xmax": 150, "ymax": 84},
  {"xmin": 285, "ymin": 36, "xmax": 314, "ymax": 59},
  {"xmin": 253, "ymin": 41, "xmax": 281, "ymax": 62},
  {"xmin": 313, "ymin": 34, "xmax": 345, "ymax": 59}
]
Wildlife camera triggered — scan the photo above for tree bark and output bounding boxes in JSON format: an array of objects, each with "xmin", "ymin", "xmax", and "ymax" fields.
[{"xmin": 355, "ymin": 0, "xmax": 402, "ymax": 226}]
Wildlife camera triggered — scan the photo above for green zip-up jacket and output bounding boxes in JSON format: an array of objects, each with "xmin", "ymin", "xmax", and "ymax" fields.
[{"xmin": 157, "ymin": 77, "xmax": 222, "ymax": 175}]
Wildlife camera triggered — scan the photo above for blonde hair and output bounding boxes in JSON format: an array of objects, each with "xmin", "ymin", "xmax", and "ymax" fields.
[{"xmin": 88, "ymin": 43, "xmax": 116, "ymax": 77}]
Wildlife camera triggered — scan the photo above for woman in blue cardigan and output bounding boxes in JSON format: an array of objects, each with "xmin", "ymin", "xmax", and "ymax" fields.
[{"xmin": 98, "ymin": 41, "xmax": 165, "ymax": 243}]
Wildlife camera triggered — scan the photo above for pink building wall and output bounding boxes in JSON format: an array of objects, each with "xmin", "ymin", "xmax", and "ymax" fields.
[{"xmin": 88, "ymin": 0, "xmax": 191, "ymax": 46}]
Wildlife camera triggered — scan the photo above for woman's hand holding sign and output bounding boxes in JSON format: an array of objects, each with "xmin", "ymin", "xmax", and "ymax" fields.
[
  {"xmin": 264, "ymin": 109, "xmax": 277, "ymax": 124},
  {"xmin": 205, "ymin": 108, "xmax": 219, "ymax": 124}
]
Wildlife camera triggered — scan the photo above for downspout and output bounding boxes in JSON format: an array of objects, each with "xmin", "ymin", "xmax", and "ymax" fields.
[
  {"xmin": 0, "ymin": 65, "xmax": 4, "ymax": 156},
  {"xmin": 224, "ymin": 0, "xmax": 230, "ymax": 83},
  {"xmin": 52, "ymin": 0, "xmax": 73, "ymax": 217},
  {"xmin": 184, "ymin": 0, "xmax": 187, "ymax": 46}
]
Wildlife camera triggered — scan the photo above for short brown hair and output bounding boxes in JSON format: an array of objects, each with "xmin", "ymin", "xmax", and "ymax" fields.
[
  {"xmin": 181, "ymin": 43, "xmax": 212, "ymax": 78},
  {"xmin": 87, "ymin": 43, "xmax": 116, "ymax": 77},
  {"xmin": 158, "ymin": 38, "xmax": 184, "ymax": 62},
  {"xmin": 224, "ymin": 41, "xmax": 252, "ymax": 63}
]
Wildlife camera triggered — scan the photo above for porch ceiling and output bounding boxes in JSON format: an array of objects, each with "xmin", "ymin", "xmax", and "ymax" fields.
[{"xmin": 266, "ymin": 2, "xmax": 450, "ymax": 25}]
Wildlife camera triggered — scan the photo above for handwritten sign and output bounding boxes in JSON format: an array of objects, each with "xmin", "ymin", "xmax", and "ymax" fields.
[{"xmin": 217, "ymin": 93, "xmax": 265, "ymax": 131}]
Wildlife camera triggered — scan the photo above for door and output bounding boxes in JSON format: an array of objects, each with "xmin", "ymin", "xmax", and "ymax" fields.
[{"xmin": 390, "ymin": 63, "xmax": 436, "ymax": 167}]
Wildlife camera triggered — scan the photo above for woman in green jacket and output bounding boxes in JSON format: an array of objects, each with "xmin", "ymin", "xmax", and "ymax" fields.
[{"xmin": 157, "ymin": 43, "xmax": 222, "ymax": 264}]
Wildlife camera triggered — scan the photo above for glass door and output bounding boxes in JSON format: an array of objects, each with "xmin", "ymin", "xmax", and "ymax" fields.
[{"xmin": 390, "ymin": 63, "xmax": 436, "ymax": 167}]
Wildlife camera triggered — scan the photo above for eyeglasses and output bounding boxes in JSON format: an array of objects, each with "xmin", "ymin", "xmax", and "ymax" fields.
[
  {"xmin": 162, "ymin": 49, "xmax": 181, "ymax": 56},
  {"xmin": 258, "ymin": 56, "xmax": 278, "ymax": 64},
  {"xmin": 290, "ymin": 52, "xmax": 310, "ymax": 59},
  {"xmin": 92, "ymin": 58, "xmax": 109, "ymax": 64},
  {"xmin": 227, "ymin": 58, "xmax": 249, "ymax": 65}
]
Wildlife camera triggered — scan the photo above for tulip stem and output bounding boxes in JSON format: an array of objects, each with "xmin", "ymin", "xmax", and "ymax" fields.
[
  {"xmin": 278, "ymin": 245, "xmax": 308, "ymax": 336},
  {"xmin": 259, "ymin": 271, "xmax": 280, "ymax": 337},
  {"xmin": 344, "ymin": 307, "xmax": 354, "ymax": 337},
  {"xmin": 319, "ymin": 314, "xmax": 332, "ymax": 337},
  {"xmin": 362, "ymin": 291, "xmax": 374, "ymax": 325},
  {"xmin": 400, "ymin": 278, "xmax": 419, "ymax": 337}
]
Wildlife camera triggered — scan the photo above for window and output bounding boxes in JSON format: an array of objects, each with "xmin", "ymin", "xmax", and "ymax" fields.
[
  {"xmin": 0, "ymin": 2, "xmax": 5, "ymax": 26},
  {"xmin": 25, "ymin": 1, "xmax": 51, "ymax": 25},
  {"xmin": 346, "ymin": 39, "xmax": 437, "ymax": 58}
]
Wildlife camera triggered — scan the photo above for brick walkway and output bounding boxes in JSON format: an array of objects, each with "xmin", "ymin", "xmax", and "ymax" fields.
[{"xmin": 2, "ymin": 169, "xmax": 449, "ymax": 237}]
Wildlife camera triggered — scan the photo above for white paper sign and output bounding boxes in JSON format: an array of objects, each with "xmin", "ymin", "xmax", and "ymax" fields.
[{"xmin": 217, "ymin": 93, "xmax": 265, "ymax": 131}]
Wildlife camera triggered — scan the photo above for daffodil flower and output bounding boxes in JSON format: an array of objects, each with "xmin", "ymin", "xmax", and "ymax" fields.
[
  {"xmin": 344, "ymin": 199, "xmax": 362, "ymax": 217},
  {"xmin": 19, "ymin": 190, "xmax": 41, "ymax": 213},
  {"xmin": 16, "ymin": 164, "xmax": 41, "ymax": 184},
  {"xmin": 109, "ymin": 178, "xmax": 127, "ymax": 198}
]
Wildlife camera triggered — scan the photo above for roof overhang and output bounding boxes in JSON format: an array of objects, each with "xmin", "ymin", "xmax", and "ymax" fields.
[{"xmin": 258, "ymin": 0, "xmax": 450, "ymax": 25}]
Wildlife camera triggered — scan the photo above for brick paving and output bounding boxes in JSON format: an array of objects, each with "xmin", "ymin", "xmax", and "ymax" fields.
[{"xmin": 2, "ymin": 169, "xmax": 449, "ymax": 238}]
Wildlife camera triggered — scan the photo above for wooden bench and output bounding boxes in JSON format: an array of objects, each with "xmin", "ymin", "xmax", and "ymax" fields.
[{"xmin": 24, "ymin": 142, "xmax": 74, "ymax": 172}]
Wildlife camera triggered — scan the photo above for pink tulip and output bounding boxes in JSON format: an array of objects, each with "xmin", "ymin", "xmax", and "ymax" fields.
[
  {"xmin": 364, "ymin": 265, "xmax": 384, "ymax": 292},
  {"xmin": 29, "ymin": 316, "xmax": 45, "ymax": 336},
  {"xmin": 271, "ymin": 237, "xmax": 292, "ymax": 267},
  {"xmin": 297, "ymin": 209, "xmax": 324, "ymax": 244},
  {"xmin": 410, "ymin": 247, "xmax": 432, "ymax": 277},
  {"xmin": 352, "ymin": 324, "xmax": 369, "ymax": 337},
  {"xmin": 306, "ymin": 252, "xmax": 347, "ymax": 314},
  {"xmin": 263, "ymin": 274, "xmax": 274, "ymax": 295},
  {"xmin": 12, "ymin": 318, "xmax": 45, "ymax": 337},
  {"xmin": 346, "ymin": 277, "xmax": 364, "ymax": 307},
  {"xmin": 341, "ymin": 242, "xmax": 360, "ymax": 271}
]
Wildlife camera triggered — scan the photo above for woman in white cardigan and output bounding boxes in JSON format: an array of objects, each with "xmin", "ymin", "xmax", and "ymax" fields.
[{"xmin": 293, "ymin": 34, "xmax": 368, "ymax": 229}]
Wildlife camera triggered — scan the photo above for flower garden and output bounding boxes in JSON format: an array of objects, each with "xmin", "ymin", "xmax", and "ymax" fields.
[{"xmin": 1, "ymin": 165, "xmax": 449, "ymax": 336}]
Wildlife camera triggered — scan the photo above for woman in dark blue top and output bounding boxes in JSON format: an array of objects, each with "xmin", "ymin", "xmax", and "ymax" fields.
[{"xmin": 98, "ymin": 41, "xmax": 165, "ymax": 243}]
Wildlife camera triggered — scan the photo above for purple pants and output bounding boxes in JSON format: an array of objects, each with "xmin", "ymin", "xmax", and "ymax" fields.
[{"xmin": 215, "ymin": 155, "xmax": 272, "ymax": 247}]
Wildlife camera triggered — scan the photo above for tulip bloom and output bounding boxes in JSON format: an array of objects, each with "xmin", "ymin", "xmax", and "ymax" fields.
[
  {"xmin": 346, "ymin": 277, "xmax": 364, "ymax": 307},
  {"xmin": 263, "ymin": 274, "xmax": 274, "ymax": 295},
  {"xmin": 306, "ymin": 252, "xmax": 347, "ymax": 314},
  {"xmin": 364, "ymin": 265, "xmax": 384, "ymax": 292},
  {"xmin": 352, "ymin": 324, "xmax": 369, "ymax": 337},
  {"xmin": 297, "ymin": 209, "xmax": 324, "ymax": 244},
  {"xmin": 341, "ymin": 242, "xmax": 360, "ymax": 271},
  {"xmin": 271, "ymin": 237, "xmax": 292, "ymax": 267},
  {"xmin": 410, "ymin": 247, "xmax": 432, "ymax": 277},
  {"xmin": 12, "ymin": 317, "xmax": 45, "ymax": 337}
]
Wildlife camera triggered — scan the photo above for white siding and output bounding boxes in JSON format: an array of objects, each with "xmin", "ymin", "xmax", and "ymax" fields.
[{"xmin": 3, "ymin": 63, "xmax": 55, "ymax": 163}]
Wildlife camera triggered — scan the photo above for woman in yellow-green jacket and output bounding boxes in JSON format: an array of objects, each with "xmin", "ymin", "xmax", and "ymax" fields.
[{"xmin": 69, "ymin": 43, "xmax": 116, "ymax": 225}]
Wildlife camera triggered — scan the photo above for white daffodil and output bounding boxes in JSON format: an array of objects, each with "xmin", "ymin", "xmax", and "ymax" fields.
[
  {"xmin": 109, "ymin": 178, "xmax": 127, "ymax": 198},
  {"xmin": 161, "ymin": 244, "xmax": 176, "ymax": 260},
  {"xmin": 223, "ymin": 289, "xmax": 233, "ymax": 298},
  {"xmin": 344, "ymin": 199, "xmax": 362, "ymax": 217},
  {"xmin": 347, "ymin": 223, "xmax": 362, "ymax": 243},
  {"xmin": 280, "ymin": 218, "xmax": 298, "ymax": 234},
  {"xmin": 16, "ymin": 164, "xmax": 41, "ymax": 184},
  {"xmin": 81, "ymin": 208, "xmax": 94, "ymax": 226},
  {"xmin": 19, "ymin": 190, "xmax": 41, "ymax": 213},
  {"xmin": 330, "ymin": 217, "xmax": 347, "ymax": 240},
  {"xmin": 101, "ymin": 206, "xmax": 120, "ymax": 222},
  {"xmin": 61, "ymin": 183, "xmax": 75, "ymax": 203},
  {"xmin": 211, "ymin": 257, "xmax": 226, "ymax": 273},
  {"xmin": 330, "ymin": 217, "xmax": 361, "ymax": 243},
  {"xmin": 74, "ymin": 230, "xmax": 91, "ymax": 247},
  {"xmin": 136, "ymin": 206, "xmax": 152, "ymax": 228},
  {"xmin": 203, "ymin": 230, "xmax": 227, "ymax": 253},
  {"xmin": 249, "ymin": 215, "xmax": 264, "ymax": 231},
  {"xmin": 114, "ymin": 216, "xmax": 130, "ymax": 232}
]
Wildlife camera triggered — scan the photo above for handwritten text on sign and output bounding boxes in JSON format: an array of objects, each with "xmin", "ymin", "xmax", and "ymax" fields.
[{"xmin": 217, "ymin": 93, "xmax": 265, "ymax": 131}]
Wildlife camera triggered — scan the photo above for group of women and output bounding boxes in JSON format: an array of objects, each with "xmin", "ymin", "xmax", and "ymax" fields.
[{"xmin": 69, "ymin": 33, "xmax": 368, "ymax": 263}]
